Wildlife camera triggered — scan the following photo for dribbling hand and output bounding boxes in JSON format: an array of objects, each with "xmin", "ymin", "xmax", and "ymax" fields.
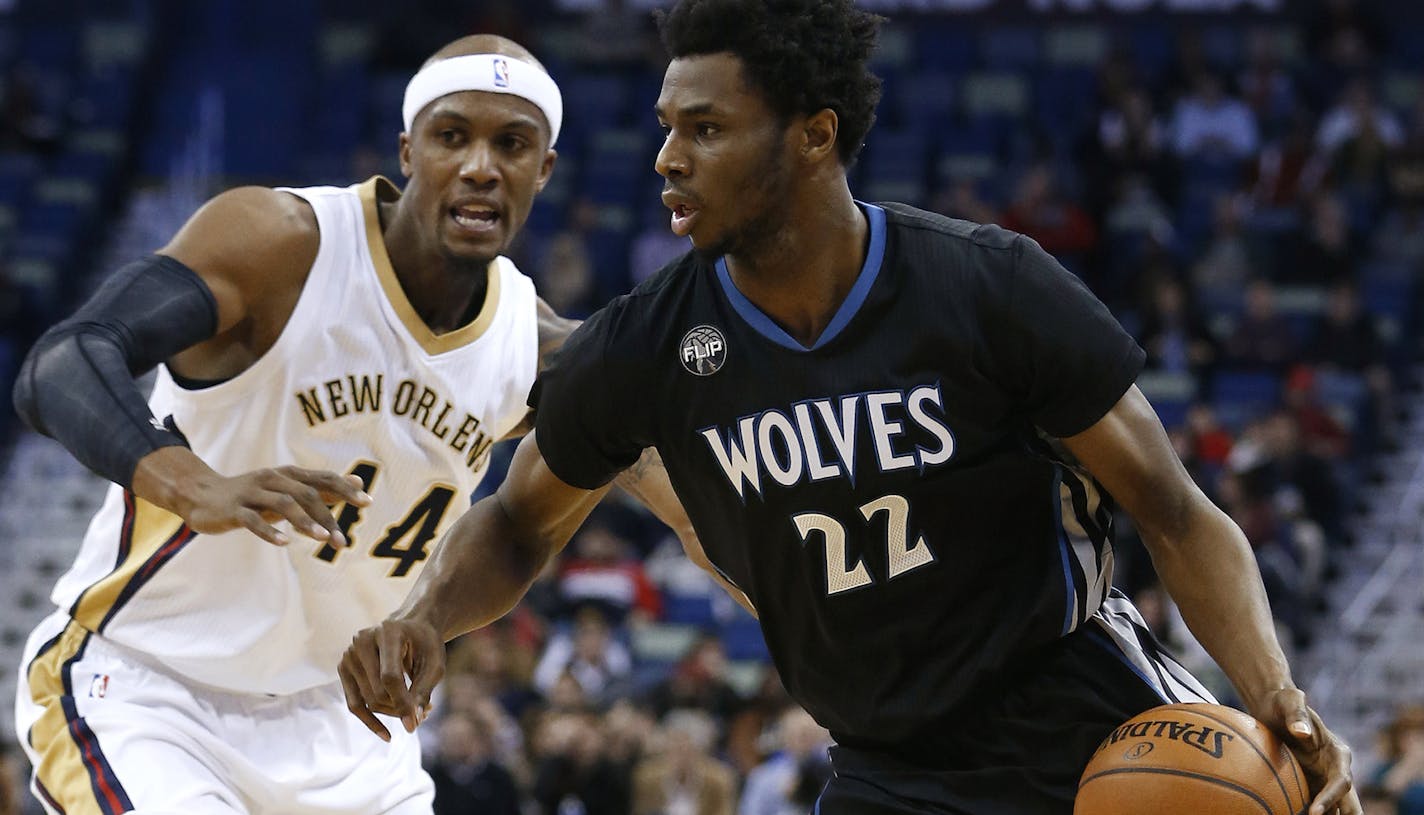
[
  {"xmin": 339, "ymin": 618, "xmax": 445, "ymax": 742},
  {"xmin": 1251, "ymin": 688, "xmax": 1361, "ymax": 815}
]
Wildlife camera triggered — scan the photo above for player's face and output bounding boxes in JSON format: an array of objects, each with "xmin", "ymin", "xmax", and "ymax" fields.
[
  {"xmin": 400, "ymin": 91, "xmax": 556, "ymax": 263},
  {"xmin": 655, "ymin": 53, "xmax": 796, "ymax": 256}
]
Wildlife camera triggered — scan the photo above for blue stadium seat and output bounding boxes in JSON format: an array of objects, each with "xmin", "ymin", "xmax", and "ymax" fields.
[
  {"xmin": 980, "ymin": 27, "xmax": 1041, "ymax": 72},
  {"xmin": 18, "ymin": 25, "xmax": 77, "ymax": 70},
  {"xmin": 1033, "ymin": 67, "xmax": 1098, "ymax": 134},
  {"xmin": 915, "ymin": 25, "xmax": 978, "ymax": 73},
  {"xmin": 864, "ymin": 128, "xmax": 928, "ymax": 183},
  {"xmin": 223, "ymin": 57, "xmax": 308, "ymax": 178},
  {"xmin": 0, "ymin": 154, "xmax": 42, "ymax": 208},
  {"xmin": 661, "ymin": 592, "xmax": 717, "ymax": 627},
  {"xmin": 891, "ymin": 72, "xmax": 956, "ymax": 134},
  {"xmin": 563, "ymin": 74, "xmax": 634, "ymax": 134},
  {"xmin": 1362, "ymin": 277, "xmax": 1416, "ymax": 351},
  {"xmin": 367, "ymin": 72, "xmax": 407, "ymax": 142},
  {"xmin": 1128, "ymin": 24, "xmax": 1174, "ymax": 82},
  {"xmin": 1209, "ymin": 371, "xmax": 1283, "ymax": 431},
  {"xmin": 1201, "ymin": 26, "xmax": 1245, "ymax": 71},
  {"xmin": 719, "ymin": 612, "xmax": 769, "ymax": 661}
]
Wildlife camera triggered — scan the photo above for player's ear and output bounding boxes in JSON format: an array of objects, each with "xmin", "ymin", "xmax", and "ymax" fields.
[
  {"xmin": 800, "ymin": 108, "xmax": 839, "ymax": 164},
  {"xmin": 536, "ymin": 148, "xmax": 558, "ymax": 193},
  {"xmin": 398, "ymin": 132, "xmax": 413, "ymax": 178}
]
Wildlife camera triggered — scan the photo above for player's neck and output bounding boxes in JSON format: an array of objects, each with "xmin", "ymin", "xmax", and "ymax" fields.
[
  {"xmin": 723, "ymin": 183, "xmax": 867, "ymax": 348},
  {"xmin": 379, "ymin": 197, "xmax": 492, "ymax": 335}
]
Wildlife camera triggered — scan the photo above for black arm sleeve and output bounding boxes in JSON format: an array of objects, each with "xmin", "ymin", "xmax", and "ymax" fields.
[{"xmin": 12, "ymin": 254, "xmax": 220, "ymax": 489}]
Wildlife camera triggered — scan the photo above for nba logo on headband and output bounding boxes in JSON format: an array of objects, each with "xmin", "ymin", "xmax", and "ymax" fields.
[{"xmin": 402, "ymin": 53, "xmax": 563, "ymax": 145}]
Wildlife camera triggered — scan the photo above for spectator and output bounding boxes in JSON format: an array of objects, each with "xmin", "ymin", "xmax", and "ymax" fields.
[
  {"xmin": 603, "ymin": 700, "xmax": 657, "ymax": 781},
  {"xmin": 1223, "ymin": 278, "xmax": 1299, "ymax": 371},
  {"xmin": 533, "ymin": 607, "xmax": 634, "ymax": 706},
  {"xmin": 739, "ymin": 708, "xmax": 833, "ymax": 815},
  {"xmin": 1261, "ymin": 409, "xmax": 1347, "ymax": 552},
  {"xmin": 643, "ymin": 632, "xmax": 745, "ymax": 722},
  {"xmin": 448, "ymin": 625, "xmax": 542, "ymax": 720},
  {"xmin": 1250, "ymin": 112, "xmax": 1326, "ymax": 210},
  {"xmin": 931, "ymin": 178, "xmax": 999, "ymax": 226},
  {"xmin": 1169, "ymin": 72, "xmax": 1259, "ymax": 161},
  {"xmin": 1237, "ymin": 28, "xmax": 1298, "ymax": 132},
  {"xmin": 1317, "ymin": 78, "xmax": 1403, "ymax": 157},
  {"xmin": 537, "ymin": 197, "xmax": 598, "ymax": 317},
  {"xmin": 1376, "ymin": 98, "xmax": 1424, "ymax": 268},
  {"xmin": 0, "ymin": 745, "xmax": 16, "ymax": 815},
  {"xmin": 1094, "ymin": 86, "xmax": 1176, "ymax": 204},
  {"xmin": 1191, "ymin": 193, "xmax": 1260, "ymax": 306},
  {"xmin": 725, "ymin": 668, "xmax": 797, "ymax": 776},
  {"xmin": 631, "ymin": 207, "xmax": 692, "ymax": 285},
  {"xmin": 1138, "ymin": 275, "xmax": 1218, "ymax": 377},
  {"xmin": 430, "ymin": 711, "xmax": 522, "ymax": 815},
  {"xmin": 531, "ymin": 711, "xmax": 631, "ymax": 815},
  {"xmin": 999, "ymin": 164, "xmax": 1098, "ymax": 263},
  {"xmin": 1283, "ymin": 365, "xmax": 1353, "ymax": 460},
  {"xmin": 1308, "ymin": 280, "xmax": 1394, "ymax": 435},
  {"xmin": 1215, "ymin": 466, "xmax": 1307, "ymax": 650},
  {"xmin": 1373, "ymin": 704, "xmax": 1424, "ymax": 815},
  {"xmin": 556, "ymin": 518, "xmax": 662, "ymax": 625},
  {"xmin": 1304, "ymin": 0, "xmax": 1388, "ymax": 76},
  {"xmin": 631, "ymin": 709, "xmax": 737, "ymax": 815},
  {"xmin": 1289, "ymin": 191, "xmax": 1357, "ymax": 285}
]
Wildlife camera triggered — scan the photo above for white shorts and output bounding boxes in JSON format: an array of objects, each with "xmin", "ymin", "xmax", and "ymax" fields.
[{"xmin": 15, "ymin": 611, "xmax": 433, "ymax": 815}]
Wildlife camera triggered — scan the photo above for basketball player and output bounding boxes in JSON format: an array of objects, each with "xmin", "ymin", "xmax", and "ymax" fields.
[
  {"xmin": 9, "ymin": 34, "xmax": 712, "ymax": 815},
  {"xmin": 340, "ymin": 3, "xmax": 1360, "ymax": 814}
]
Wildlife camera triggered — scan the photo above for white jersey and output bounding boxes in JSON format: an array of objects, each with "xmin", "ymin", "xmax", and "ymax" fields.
[{"xmin": 47, "ymin": 176, "xmax": 539, "ymax": 695}]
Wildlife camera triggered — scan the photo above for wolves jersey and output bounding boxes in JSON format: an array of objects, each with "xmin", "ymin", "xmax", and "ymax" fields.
[
  {"xmin": 533, "ymin": 203, "xmax": 1145, "ymax": 748},
  {"xmin": 48, "ymin": 177, "xmax": 538, "ymax": 695}
]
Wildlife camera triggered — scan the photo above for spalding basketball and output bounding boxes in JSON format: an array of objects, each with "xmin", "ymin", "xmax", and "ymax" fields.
[{"xmin": 1075, "ymin": 703, "xmax": 1309, "ymax": 815}]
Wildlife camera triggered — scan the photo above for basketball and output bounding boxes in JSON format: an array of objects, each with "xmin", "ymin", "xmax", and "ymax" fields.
[{"xmin": 1075, "ymin": 703, "xmax": 1309, "ymax": 815}]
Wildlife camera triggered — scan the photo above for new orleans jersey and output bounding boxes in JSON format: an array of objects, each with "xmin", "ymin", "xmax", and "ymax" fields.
[
  {"xmin": 533, "ymin": 203, "xmax": 1176, "ymax": 749},
  {"xmin": 47, "ymin": 177, "xmax": 539, "ymax": 695}
]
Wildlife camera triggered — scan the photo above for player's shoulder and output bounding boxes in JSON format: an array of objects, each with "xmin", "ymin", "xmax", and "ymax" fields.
[
  {"xmin": 874, "ymin": 202, "xmax": 1039, "ymax": 293},
  {"xmin": 554, "ymin": 249, "xmax": 703, "ymax": 366},
  {"xmin": 161, "ymin": 185, "xmax": 319, "ymax": 284},
  {"xmin": 877, "ymin": 202, "xmax": 1024, "ymax": 255}
]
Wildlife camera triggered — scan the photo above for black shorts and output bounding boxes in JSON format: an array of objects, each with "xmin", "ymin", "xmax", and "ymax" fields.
[{"xmin": 818, "ymin": 596, "xmax": 1214, "ymax": 815}]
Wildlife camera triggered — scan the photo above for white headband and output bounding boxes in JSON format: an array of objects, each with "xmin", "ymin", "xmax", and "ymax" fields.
[{"xmin": 402, "ymin": 53, "xmax": 563, "ymax": 147}]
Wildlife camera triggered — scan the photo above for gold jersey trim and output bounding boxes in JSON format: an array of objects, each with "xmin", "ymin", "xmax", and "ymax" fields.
[{"xmin": 358, "ymin": 176, "xmax": 503, "ymax": 355}]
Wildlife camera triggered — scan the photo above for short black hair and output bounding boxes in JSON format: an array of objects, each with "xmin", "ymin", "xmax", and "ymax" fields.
[{"xmin": 657, "ymin": 0, "xmax": 884, "ymax": 166}]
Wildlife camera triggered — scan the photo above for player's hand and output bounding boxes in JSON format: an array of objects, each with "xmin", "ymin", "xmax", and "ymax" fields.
[
  {"xmin": 339, "ymin": 618, "xmax": 445, "ymax": 742},
  {"xmin": 1251, "ymin": 688, "xmax": 1361, "ymax": 815},
  {"xmin": 137, "ymin": 448, "xmax": 371, "ymax": 546}
]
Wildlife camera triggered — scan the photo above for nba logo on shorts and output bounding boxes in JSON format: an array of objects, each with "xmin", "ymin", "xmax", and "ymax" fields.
[
  {"xmin": 680, "ymin": 325, "xmax": 727, "ymax": 376},
  {"xmin": 492, "ymin": 58, "xmax": 510, "ymax": 88},
  {"xmin": 89, "ymin": 674, "xmax": 109, "ymax": 698}
]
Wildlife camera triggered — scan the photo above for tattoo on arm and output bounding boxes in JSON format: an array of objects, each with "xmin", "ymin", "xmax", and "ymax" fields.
[{"xmin": 616, "ymin": 448, "xmax": 664, "ymax": 486}]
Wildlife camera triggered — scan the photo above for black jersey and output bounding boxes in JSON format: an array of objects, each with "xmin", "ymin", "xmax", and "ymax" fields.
[{"xmin": 531, "ymin": 203, "xmax": 1145, "ymax": 749}]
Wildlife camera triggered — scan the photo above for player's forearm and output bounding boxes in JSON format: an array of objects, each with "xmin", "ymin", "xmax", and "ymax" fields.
[
  {"xmin": 391, "ymin": 494, "xmax": 555, "ymax": 641},
  {"xmin": 614, "ymin": 449, "xmax": 758, "ymax": 617},
  {"xmin": 1143, "ymin": 497, "xmax": 1295, "ymax": 708}
]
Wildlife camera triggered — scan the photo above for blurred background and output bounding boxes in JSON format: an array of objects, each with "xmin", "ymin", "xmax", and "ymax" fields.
[{"xmin": 0, "ymin": 0, "xmax": 1421, "ymax": 813}]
